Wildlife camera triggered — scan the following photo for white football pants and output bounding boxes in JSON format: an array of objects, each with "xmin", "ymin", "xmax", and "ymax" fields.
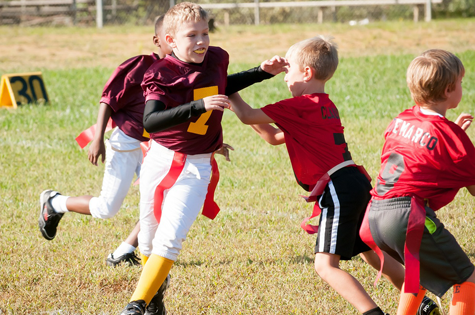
[
  {"xmin": 89, "ymin": 128, "xmax": 143, "ymax": 219},
  {"xmin": 138, "ymin": 140, "xmax": 211, "ymax": 261}
]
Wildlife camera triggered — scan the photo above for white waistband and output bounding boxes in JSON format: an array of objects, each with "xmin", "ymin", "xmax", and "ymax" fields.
[{"xmin": 327, "ymin": 160, "xmax": 355, "ymax": 176}]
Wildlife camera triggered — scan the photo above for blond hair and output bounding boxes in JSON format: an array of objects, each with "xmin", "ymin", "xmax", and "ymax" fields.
[
  {"xmin": 406, "ymin": 49, "xmax": 464, "ymax": 106},
  {"xmin": 285, "ymin": 36, "xmax": 338, "ymax": 82},
  {"xmin": 164, "ymin": 2, "xmax": 209, "ymax": 36}
]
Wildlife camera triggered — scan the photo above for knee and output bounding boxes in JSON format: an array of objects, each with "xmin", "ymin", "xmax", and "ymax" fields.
[
  {"xmin": 89, "ymin": 197, "xmax": 121, "ymax": 219},
  {"xmin": 314, "ymin": 257, "xmax": 331, "ymax": 280}
]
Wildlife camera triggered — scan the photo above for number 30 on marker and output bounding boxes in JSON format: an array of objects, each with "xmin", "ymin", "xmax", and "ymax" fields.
[{"xmin": 0, "ymin": 72, "xmax": 49, "ymax": 108}]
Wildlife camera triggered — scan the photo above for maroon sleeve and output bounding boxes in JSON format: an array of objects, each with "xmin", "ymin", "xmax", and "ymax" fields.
[{"xmin": 100, "ymin": 55, "xmax": 154, "ymax": 111}]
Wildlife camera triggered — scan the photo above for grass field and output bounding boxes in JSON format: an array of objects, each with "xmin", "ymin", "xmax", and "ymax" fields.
[{"xmin": 1, "ymin": 19, "xmax": 475, "ymax": 314}]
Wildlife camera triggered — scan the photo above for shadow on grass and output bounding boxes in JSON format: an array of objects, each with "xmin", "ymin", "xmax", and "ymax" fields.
[{"xmin": 175, "ymin": 254, "xmax": 314, "ymax": 268}]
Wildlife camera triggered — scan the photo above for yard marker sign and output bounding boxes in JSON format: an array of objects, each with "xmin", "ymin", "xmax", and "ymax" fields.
[{"xmin": 0, "ymin": 72, "xmax": 49, "ymax": 108}]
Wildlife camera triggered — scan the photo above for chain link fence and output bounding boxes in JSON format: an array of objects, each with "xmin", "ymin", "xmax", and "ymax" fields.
[{"xmin": 0, "ymin": 0, "xmax": 472, "ymax": 26}]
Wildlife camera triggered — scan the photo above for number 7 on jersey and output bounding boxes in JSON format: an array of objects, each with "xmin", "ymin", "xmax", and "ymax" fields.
[{"xmin": 187, "ymin": 86, "xmax": 218, "ymax": 135}]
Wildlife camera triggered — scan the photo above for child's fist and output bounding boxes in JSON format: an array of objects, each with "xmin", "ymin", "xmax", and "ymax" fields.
[{"xmin": 203, "ymin": 95, "xmax": 230, "ymax": 112}]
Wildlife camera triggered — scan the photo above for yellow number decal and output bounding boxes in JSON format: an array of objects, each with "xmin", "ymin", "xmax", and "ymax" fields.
[
  {"xmin": 187, "ymin": 86, "xmax": 218, "ymax": 135},
  {"xmin": 143, "ymin": 129, "xmax": 150, "ymax": 138}
]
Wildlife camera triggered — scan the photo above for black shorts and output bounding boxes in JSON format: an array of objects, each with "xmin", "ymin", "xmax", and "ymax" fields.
[
  {"xmin": 314, "ymin": 167, "xmax": 372, "ymax": 260},
  {"xmin": 368, "ymin": 197, "xmax": 474, "ymax": 297}
]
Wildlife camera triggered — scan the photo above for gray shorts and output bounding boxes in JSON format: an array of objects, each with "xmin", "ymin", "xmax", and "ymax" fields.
[{"xmin": 368, "ymin": 197, "xmax": 474, "ymax": 297}]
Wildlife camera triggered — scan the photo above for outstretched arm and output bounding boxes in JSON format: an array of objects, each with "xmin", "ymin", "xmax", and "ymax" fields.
[
  {"xmin": 250, "ymin": 124, "xmax": 285, "ymax": 145},
  {"xmin": 225, "ymin": 56, "xmax": 288, "ymax": 96},
  {"xmin": 228, "ymin": 93, "xmax": 274, "ymax": 125}
]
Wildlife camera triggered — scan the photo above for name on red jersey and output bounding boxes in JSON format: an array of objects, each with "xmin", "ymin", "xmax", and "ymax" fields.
[{"xmin": 389, "ymin": 118, "xmax": 438, "ymax": 151}]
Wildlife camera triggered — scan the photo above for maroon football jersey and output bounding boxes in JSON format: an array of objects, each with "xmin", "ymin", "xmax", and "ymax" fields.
[
  {"xmin": 262, "ymin": 93, "xmax": 352, "ymax": 187},
  {"xmin": 100, "ymin": 53, "xmax": 159, "ymax": 142},
  {"xmin": 372, "ymin": 105, "xmax": 475, "ymax": 210},
  {"xmin": 142, "ymin": 46, "xmax": 229, "ymax": 154}
]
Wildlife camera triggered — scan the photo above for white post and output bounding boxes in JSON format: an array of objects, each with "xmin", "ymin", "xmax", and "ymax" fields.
[
  {"xmin": 96, "ymin": 0, "xmax": 103, "ymax": 28},
  {"xmin": 254, "ymin": 0, "xmax": 259, "ymax": 25},
  {"xmin": 169, "ymin": 0, "xmax": 174, "ymax": 9},
  {"xmin": 425, "ymin": 0, "xmax": 431, "ymax": 21},
  {"xmin": 318, "ymin": 7, "xmax": 323, "ymax": 24},
  {"xmin": 413, "ymin": 5, "xmax": 419, "ymax": 22},
  {"xmin": 112, "ymin": 0, "xmax": 117, "ymax": 19}
]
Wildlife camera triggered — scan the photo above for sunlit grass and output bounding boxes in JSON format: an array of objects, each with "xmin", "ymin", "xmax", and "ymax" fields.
[{"xmin": 1, "ymin": 26, "xmax": 475, "ymax": 314}]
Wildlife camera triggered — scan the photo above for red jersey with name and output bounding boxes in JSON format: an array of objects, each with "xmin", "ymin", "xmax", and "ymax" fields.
[
  {"xmin": 142, "ymin": 46, "xmax": 229, "ymax": 154},
  {"xmin": 100, "ymin": 53, "xmax": 159, "ymax": 142},
  {"xmin": 372, "ymin": 105, "xmax": 475, "ymax": 210},
  {"xmin": 261, "ymin": 93, "xmax": 352, "ymax": 188}
]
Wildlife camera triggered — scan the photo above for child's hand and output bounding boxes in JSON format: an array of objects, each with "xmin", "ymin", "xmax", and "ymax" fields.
[
  {"xmin": 203, "ymin": 95, "xmax": 230, "ymax": 111},
  {"xmin": 214, "ymin": 143, "xmax": 234, "ymax": 161},
  {"xmin": 455, "ymin": 113, "xmax": 473, "ymax": 131},
  {"xmin": 260, "ymin": 56, "xmax": 289, "ymax": 75},
  {"xmin": 88, "ymin": 138, "xmax": 106, "ymax": 166}
]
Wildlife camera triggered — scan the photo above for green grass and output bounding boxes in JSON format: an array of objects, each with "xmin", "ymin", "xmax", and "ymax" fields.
[{"xmin": 1, "ymin": 25, "xmax": 475, "ymax": 314}]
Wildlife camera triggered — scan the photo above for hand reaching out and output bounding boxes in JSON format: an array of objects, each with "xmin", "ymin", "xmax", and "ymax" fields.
[
  {"xmin": 203, "ymin": 95, "xmax": 230, "ymax": 111},
  {"xmin": 260, "ymin": 55, "xmax": 289, "ymax": 76},
  {"xmin": 214, "ymin": 143, "xmax": 234, "ymax": 161},
  {"xmin": 455, "ymin": 112, "xmax": 473, "ymax": 131}
]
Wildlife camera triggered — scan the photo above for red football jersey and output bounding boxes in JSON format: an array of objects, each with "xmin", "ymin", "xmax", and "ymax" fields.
[
  {"xmin": 261, "ymin": 93, "xmax": 352, "ymax": 188},
  {"xmin": 372, "ymin": 105, "xmax": 475, "ymax": 210},
  {"xmin": 100, "ymin": 53, "xmax": 158, "ymax": 142},
  {"xmin": 142, "ymin": 46, "xmax": 229, "ymax": 154}
]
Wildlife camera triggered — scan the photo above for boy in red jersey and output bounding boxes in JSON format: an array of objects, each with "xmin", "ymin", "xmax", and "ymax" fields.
[
  {"xmin": 120, "ymin": 2, "xmax": 287, "ymax": 314},
  {"xmin": 360, "ymin": 49, "xmax": 475, "ymax": 315},
  {"xmin": 228, "ymin": 36, "xmax": 408, "ymax": 315}
]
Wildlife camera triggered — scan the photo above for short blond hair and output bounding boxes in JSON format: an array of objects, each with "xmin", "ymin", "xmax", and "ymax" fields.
[
  {"xmin": 164, "ymin": 2, "xmax": 209, "ymax": 36},
  {"xmin": 407, "ymin": 49, "xmax": 464, "ymax": 106},
  {"xmin": 285, "ymin": 36, "xmax": 338, "ymax": 82}
]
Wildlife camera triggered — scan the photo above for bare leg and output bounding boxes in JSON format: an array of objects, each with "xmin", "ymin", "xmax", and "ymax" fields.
[
  {"xmin": 124, "ymin": 221, "xmax": 140, "ymax": 248},
  {"xmin": 314, "ymin": 252, "xmax": 378, "ymax": 313},
  {"xmin": 360, "ymin": 250, "xmax": 404, "ymax": 291},
  {"xmin": 65, "ymin": 195, "xmax": 93, "ymax": 215}
]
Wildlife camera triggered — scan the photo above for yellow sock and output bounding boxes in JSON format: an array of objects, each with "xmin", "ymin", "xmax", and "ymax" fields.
[
  {"xmin": 396, "ymin": 284, "xmax": 427, "ymax": 315},
  {"xmin": 130, "ymin": 254, "xmax": 174, "ymax": 304},
  {"xmin": 141, "ymin": 253, "xmax": 148, "ymax": 267},
  {"xmin": 450, "ymin": 282, "xmax": 475, "ymax": 315}
]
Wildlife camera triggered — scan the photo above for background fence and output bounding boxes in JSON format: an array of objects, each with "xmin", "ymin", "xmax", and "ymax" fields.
[{"xmin": 0, "ymin": 0, "xmax": 473, "ymax": 26}]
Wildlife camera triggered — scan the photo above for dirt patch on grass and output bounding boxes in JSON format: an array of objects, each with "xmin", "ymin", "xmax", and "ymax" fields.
[{"xmin": 1, "ymin": 19, "xmax": 475, "ymax": 71}]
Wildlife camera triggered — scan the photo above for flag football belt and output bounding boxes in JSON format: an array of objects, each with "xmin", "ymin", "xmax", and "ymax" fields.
[
  {"xmin": 300, "ymin": 160, "xmax": 371, "ymax": 234},
  {"xmin": 359, "ymin": 196, "xmax": 425, "ymax": 294},
  {"xmin": 153, "ymin": 151, "xmax": 221, "ymax": 224}
]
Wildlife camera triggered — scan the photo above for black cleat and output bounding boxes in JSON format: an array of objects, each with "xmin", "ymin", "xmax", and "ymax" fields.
[
  {"xmin": 39, "ymin": 190, "xmax": 64, "ymax": 240},
  {"xmin": 418, "ymin": 296, "xmax": 441, "ymax": 315},
  {"xmin": 120, "ymin": 300, "xmax": 146, "ymax": 315},
  {"xmin": 106, "ymin": 252, "xmax": 141, "ymax": 267},
  {"xmin": 145, "ymin": 275, "xmax": 170, "ymax": 315}
]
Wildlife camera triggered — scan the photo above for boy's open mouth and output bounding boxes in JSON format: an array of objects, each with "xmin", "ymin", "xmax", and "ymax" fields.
[{"xmin": 194, "ymin": 48, "xmax": 206, "ymax": 54}]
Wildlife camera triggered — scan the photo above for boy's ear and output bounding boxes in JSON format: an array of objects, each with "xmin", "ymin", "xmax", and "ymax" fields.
[
  {"xmin": 165, "ymin": 34, "xmax": 176, "ymax": 48},
  {"xmin": 152, "ymin": 35, "xmax": 160, "ymax": 48},
  {"xmin": 303, "ymin": 66, "xmax": 314, "ymax": 82}
]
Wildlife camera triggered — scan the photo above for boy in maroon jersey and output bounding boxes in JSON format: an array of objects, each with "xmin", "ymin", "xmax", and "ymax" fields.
[
  {"xmin": 360, "ymin": 49, "xmax": 475, "ymax": 315},
  {"xmin": 228, "ymin": 36, "xmax": 405, "ymax": 315},
  {"xmin": 120, "ymin": 2, "xmax": 287, "ymax": 314},
  {"xmin": 39, "ymin": 15, "xmax": 172, "ymax": 263}
]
